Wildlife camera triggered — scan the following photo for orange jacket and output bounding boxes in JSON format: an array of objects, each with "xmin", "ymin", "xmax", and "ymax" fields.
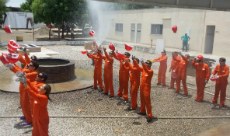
[
  {"xmin": 18, "ymin": 53, "xmax": 31, "ymax": 66},
  {"xmin": 113, "ymin": 52, "xmax": 130, "ymax": 72},
  {"xmin": 169, "ymin": 55, "xmax": 181, "ymax": 79},
  {"xmin": 87, "ymin": 52, "xmax": 103, "ymax": 69},
  {"xmin": 178, "ymin": 55, "xmax": 189, "ymax": 78},
  {"xmin": 170, "ymin": 55, "xmax": 181, "ymax": 71},
  {"xmin": 212, "ymin": 64, "xmax": 229, "ymax": 83},
  {"xmin": 103, "ymin": 50, "xmax": 113, "ymax": 71},
  {"xmin": 31, "ymin": 81, "xmax": 45, "ymax": 91},
  {"xmin": 121, "ymin": 58, "xmax": 130, "ymax": 72},
  {"xmin": 192, "ymin": 61, "xmax": 210, "ymax": 80},
  {"xmin": 18, "ymin": 54, "xmax": 26, "ymax": 64},
  {"xmin": 141, "ymin": 63, "xmax": 153, "ymax": 85},
  {"xmin": 11, "ymin": 64, "xmax": 38, "ymax": 82},
  {"xmin": 24, "ymin": 53, "xmax": 31, "ymax": 64},
  {"xmin": 129, "ymin": 59, "xmax": 142, "ymax": 83},
  {"xmin": 153, "ymin": 55, "xmax": 167, "ymax": 67}
]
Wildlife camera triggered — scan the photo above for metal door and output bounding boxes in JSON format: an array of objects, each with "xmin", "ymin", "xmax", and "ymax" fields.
[{"xmin": 204, "ymin": 25, "xmax": 215, "ymax": 54}]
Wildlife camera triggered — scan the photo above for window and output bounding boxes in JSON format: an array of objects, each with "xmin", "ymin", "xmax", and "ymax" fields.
[
  {"xmin": 151, "ymin": 24, "xmax": 163, "ymax": 34},
  {"xmin": 115, "ymin": 23, "xmax": 123, "ymax": 32}
]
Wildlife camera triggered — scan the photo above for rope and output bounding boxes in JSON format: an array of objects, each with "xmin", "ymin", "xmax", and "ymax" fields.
[{"xmin": 1, "ymin": 115, "xmax": 230, "ymax": 119}]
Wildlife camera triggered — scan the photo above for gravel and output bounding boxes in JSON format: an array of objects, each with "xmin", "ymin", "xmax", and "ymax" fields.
[{"xmin": 0, "ymin": 45, "xmax": 230, "ymax": 136}]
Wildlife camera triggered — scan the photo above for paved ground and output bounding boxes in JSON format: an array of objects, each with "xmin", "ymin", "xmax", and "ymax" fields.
[
  {"xmin": 0, "ymin": 60, "xmax": 94, "ymax": 93},
  {"xmin": 0, "ymin": 44, "xmax": 230, "ymax": 136}
]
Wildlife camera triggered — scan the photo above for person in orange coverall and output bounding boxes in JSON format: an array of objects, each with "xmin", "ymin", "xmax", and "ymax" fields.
[
  {"xmin": 169, "ymin": 52, "xmax": 181, "ymax": 89},
  {"xmin": 26, "ymin": 80, "xmax": 51, "ymax": 136},
  {"xmin": 152, "ymin": 50, "xmax": 167, "ymax": 87},
  {"xmin": 9, "ymin": 61, "xmax": 39, "ymax": 125},
  {"xmin": 11, "ymin": 51, "xmax": 37, "ymax": 121},
  {"xmin": 192, "ymin": 55, "xmax": 210, "ymax": 102},
  {"xmin": 127, "ymin": 56, "xmax": 142, "ymax": 110},
  {"xmin": 113, "ymin": 51, "xmax": 130, "ymax": 101},
  {"xmin": 87, "ymin": 49, "xmax": 104, "ymax": 91},
  {"xmin": 176, "ymin": 53, "xmax": 190, "ymax": 96},
  {"xmin": 138, "ymin": 60, "xmax": 157, "ymax": 123},
  {"xmin": 102, "ymin": 47, "xmax": 114, "ymax": 97},
  {"xmin": 17, "ymin": 48, "xmax": 37, "ymax": 67},
  {"xmin": 28, "ymin": 72, "xmax": 48, "ymax": 117},
  {"xmin": 211, "ymin": 57, "xmax": 229, "ymax": 108}
]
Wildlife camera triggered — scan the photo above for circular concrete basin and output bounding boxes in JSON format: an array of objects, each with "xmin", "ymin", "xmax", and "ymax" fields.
[{"xmin": 37, "ymin": 58, "xmax": 75, "ymax": 83}]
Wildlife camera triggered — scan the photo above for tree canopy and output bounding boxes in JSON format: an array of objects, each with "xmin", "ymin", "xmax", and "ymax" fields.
[
  {"xmin": 31, "ymin": 0, "xmax": 87, "ymax": 26},
  {"xmin": 29, "ymin": 0, "xmax": 87, "ymax": 38},
  {"xmin": 0, "ymin": 0, "xmax": 7, "ymax": 22},
  {"xmin": 21, "ymin": 0, "xmax": 33, "ymax": 12}
]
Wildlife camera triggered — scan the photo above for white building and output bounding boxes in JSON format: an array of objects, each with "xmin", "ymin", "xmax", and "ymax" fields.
[
  {"xmin": 3, "ymin": 12, "xmax": 33, "ymax": 29},
  {"xmin": 103, "ymin": 8, "xmax": 230, "ymax": 57}
]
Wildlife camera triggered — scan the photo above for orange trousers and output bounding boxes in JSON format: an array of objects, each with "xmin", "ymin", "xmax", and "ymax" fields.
[
  {"xmin": 104, "ymin": 70, "xmax": 114, "ymax": 96},
  {"xmin": 170, "ymin": 77, "xmax": 177, "ymax": 89},
  {"xmin": 117, "ymin": 70, "xmax": 129, "ymax": 100},
  {"xmin": 32, "ymin": 113, "xmax": 49, "ymax": 136},
  {"xmin": 170, "ymin": 69, "xmax": 177, "ymax": 88},
  {"xmin": 176, "ymin": 77, "xmax": 188, "ymax": 95},
  {"xmin": 212, "ymin": 80, "xmax": 228, "ymax": 106},
  {"xmin": 20, "ymin": 84, "xmax": 32, "ymax": 123},
  {"xmin": 93, "ymin": 68, "xmax": 103, "ymax": 90},
  {"xmin": 140, "ymin": 84, "xmax": 153, "ymax": 118},
  {"xmin": 117, "ymin": 70, "xmax": 123, "ymax": 97},
  {"xmin": 158, "ymin": 65, "xmax": 167, "ymax": 85},
  {"xmin": 130, "ymin": 80, "xmax": 140, "ymax": 109},
  {"xmin": 195, "ymin": 78, "xmax": 206, "ymax": 101}
]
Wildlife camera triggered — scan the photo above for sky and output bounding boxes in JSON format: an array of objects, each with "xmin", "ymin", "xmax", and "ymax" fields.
[{"xmin": 6, "ymin": 0, "xmax": 26, "ymax": 7}]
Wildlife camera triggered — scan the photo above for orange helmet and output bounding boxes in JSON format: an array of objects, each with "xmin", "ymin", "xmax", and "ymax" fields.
[{"xmin": 196, "ymin": 55, "xmax": 203, "ymax": 60}]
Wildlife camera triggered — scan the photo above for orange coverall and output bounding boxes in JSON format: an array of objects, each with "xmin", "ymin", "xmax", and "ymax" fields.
[
  {"xmin": 192, "ymin": 61, "xmax": 210, "ymax": 102},
  {"xmin": 153, "ymin": 55, "xmax": 167, "ymax": 86},
  {"xmin": 29, "ymin": 81, "xmax": 45, "ymax": 116},
  {"xmin": 140, "ymin": 63, "xmax": 154, "ymax": 118},
  {"xmin": 129, "ymin": 59, "xmax": 142, "ymax": 109},
  {"xmin": 12, "ymin": 54, "xmax": 27, "ymax": 108},
  {"xmin": 27, "ymin": 81, "xmax": 49, "ymax": 136},
  {"xmin": 176, "ymin": 55, "xmax": 189, "ymax": 95},
  {"xmin": 169, "ymin": 55, "xmax": 181, "ymax": 88},
  {"xmin": 212, "ymin": 64, "xmax": 229, "ymax": 106},
  {"xmin": 18, "ymin": 54, "xmax": 26, "ymax": 65},
  {"xmin": 87, "ymin": 52, "xmax": 104, "ymax": 90},
  {"xmin": 11, "ymin": 64, "xmax": 38, "ymax": 124},
  {"xmin": 103, "ymin": 50, "xmax": 114, "ymax": 96},
  {"xmin": 114, "ymin": 53, "xmax": 130, "ymax": 100},
  {"xmin": 18, "ymin": 53, "xmax": 31, "ymax": 67},
  {"xmin": 121, "ymin": 59, "xmax": 130, "ymax": 101}
]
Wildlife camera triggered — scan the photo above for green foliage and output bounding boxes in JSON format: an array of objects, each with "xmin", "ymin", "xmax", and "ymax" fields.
[
  {"xmin": 21, "ymin": 0, "xmax": 33, "ymax": 12},
  {"xmin": 31, "ymin": 0, "xmax": 44, "ymax": 23},
  {"xmin": 31, "ymin": 0, "xmax": 87, "ymax": 27},
  {"xmin": 0, "ymin": 0, "xmax": 7, "ymax": 21},
  {"xmin": 31, "ymin": 0, "xmax": 87, "ymax": 39}
]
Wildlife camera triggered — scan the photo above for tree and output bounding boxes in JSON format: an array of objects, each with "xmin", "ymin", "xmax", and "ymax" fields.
[
  {"xmin": 0, "ymin": 0, "xmax": 7, "ymax": 26},
  {"xmin": 32, "ymin": 0, "xmax": 87, "ymax": 39},
  {"xmin": 21, "ymin": 0, "xmax": 33, "ymax": 12}
]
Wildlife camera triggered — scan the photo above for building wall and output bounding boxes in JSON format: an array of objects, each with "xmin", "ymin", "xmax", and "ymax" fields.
[
  {"xmin": 4, "ymin": 12, "xmax": 34, "ymax": 29},
  {"xmin": 104, "ymin": 8, "xmax": 230, "ymax": 57},
  {"xmin": 205, "ymin": 10, "xmax": 230, "ymax": 57}
]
